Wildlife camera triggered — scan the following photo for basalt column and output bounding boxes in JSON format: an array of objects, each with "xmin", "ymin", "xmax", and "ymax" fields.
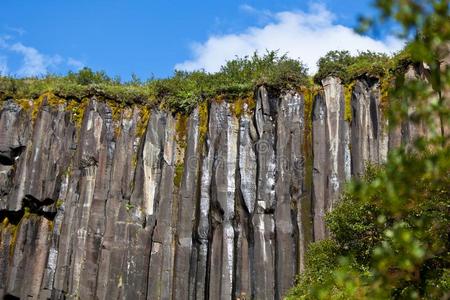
[
  {"xmin": 275, "ymin": 91, "xmax": 307, "ymax": 297},
  {"xmin": 312, "ymin": 77, "xmax": 350, "ymax": 241},
  {"xmin": 252, "ymin": 86, "xmax": 277, "ymax": 300},
  {"xmin": 350, "ymin": 77, "xmax": 388, "ymax": 176}
]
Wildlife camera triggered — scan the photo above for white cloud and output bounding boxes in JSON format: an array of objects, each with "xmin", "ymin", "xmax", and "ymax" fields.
[
  {"xmin": 9, "ymin": 42, "xmax": 63, "ymax": 77},
  {"xmin": 67, "ymin": 57, "xmax": 85, "ymax": 70},
  {"xmin": 5, "ymin": 26, "xmax": 26, "ymax": 36},
  {"xmin": 0, "ymin": 56, "xmax": 8, "ymax": 75},
  {"xmin": 175, "ymin": 4, "xmax": 404, "ymax": 74},
  {"xmin": 239, "ymin": 4, "xmax": 273, "ymax": 24},
  {"xmin": 239, "ymin": 4, "xmax": 257, "ymax": 14},
  {"xmin": 0, "ymin": 35, "xmax": 85, "ymax": 77}
]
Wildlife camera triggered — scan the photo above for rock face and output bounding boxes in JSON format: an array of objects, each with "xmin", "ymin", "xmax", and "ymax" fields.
[
  {"xmin": 350, "ymin": 77, "xmax": 388, "ymax": 176},
  {"xmin": 312, "ymin": 77, "xmax": 350, "ymax": 241},
  {"xmin": 0, "ymin": 77, "xmax": 419, "ymax": 299}
]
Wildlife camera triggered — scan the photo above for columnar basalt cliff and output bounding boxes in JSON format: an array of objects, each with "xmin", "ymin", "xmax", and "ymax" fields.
[{"xmin": 0, "ymin": 74, "xmax": 425, "ymax": 299}]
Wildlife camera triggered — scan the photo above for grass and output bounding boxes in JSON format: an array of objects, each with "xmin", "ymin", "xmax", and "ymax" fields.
[
  {"xmin": 0, "ymin": 49, "xmax": 412, "ymax": 114},
  {"xmin": 0, "ymin": 50, "xmax": 310, "ymax": 113}
]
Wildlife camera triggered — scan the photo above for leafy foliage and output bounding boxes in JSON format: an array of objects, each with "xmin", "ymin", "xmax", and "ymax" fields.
[
  {"xmin": 0, "ymin": 51, "xmax": 309, "ymax": 113},
  {"xmin": 0, "ymin": 72, "xmax": 152, "ymax": 105},
  {"xmin": 219, "ymin": 51, "xmax": 310, "ymax": 90},
  {"xmin": 288, "ymin": 151, "xmax": 450, "ymax": 299},
  {"xmin": 66, "ymin": 68, "xmax": 119, "ymax": 85},
  {"xmin": 289, "ymin": 0, "xmax": 450, "ymax": 299},
  {"xmin": 314, "ymin": 50, "xmax": 394, "ymax": 84}
]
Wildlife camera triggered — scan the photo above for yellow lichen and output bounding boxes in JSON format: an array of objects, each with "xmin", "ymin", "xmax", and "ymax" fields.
[
  {"xmin": 115, "ymin": 125, "xmax": 122, "ymax": 138},
  {"xmin": 62, "ymin": 163, "xmax": 73, "ymax": 178},
  {"xmin": 106, "ymin": 100, "xmax": 126, "ymax": 137},
  {"xmin": 31, "ymin": 95, "xmax": 44, "ymax": 121},
  {"xmin": 231, "ymin": 98, "xmax": 244, "ymax": 117},
  {"xmin": 173, "ymin": 162, "xmax": 184, "ymax": 188},
  {"xmin": 9, "ymin": 223, "xmax": 19, "ymax": 258},
  {"xmin": 107, "ymin": 100, "xmax": 125, "ymax": 122},
  {"xmin": 380, "ymin": 75, "xmax": 392, "ymax": 113},
  {"xmin": 214, "ymin": 94, "xmax": 225, "ymax": 104},
  {"xmin": 66, "ymin": 98, "xmax": 89, "ymax": 129},
  {"xmin": 1, "ymin": 217, "xmax": 9, "ymax": 227},
  {"xmin": 16, "ymin": 98, "xmax": 32, "ymax": 111},
  {"xmin": 48, "ymin": 220, "xmax": 54, "ymax": 232},
  {"xmin": 298, "ymin": 85, "xmax": 317, "ymax": 248},
  {"xmin": 136, "ymin": 106, "xmax": 151, "ymax": 137},
  {"xmin": 23, "ymin": 207, "xmax": 31, "ymax": 219},
  {"xmin": 56, "ymin": 199, "xmax": 64, "ymax": 209},
  {"xmin": 30, "ymin": 92, "xmax": 65, "ymax": 121},
  {"xmin": 175, "ymin": 113, "xmax": 188, "ymax": 149},
  {"xmin": 229, "ymin": 94, "xmax": 255, "ymax": 118},
  {"xmin": 16, "ymin": 92, "xmax": 69, "ymax": 123},
  {"xmin": 173, "ymin": 113, "xmax": 189, "ymax": 188},
  {"xmin": 198, "ymin": 100, "xmax": 209, "ymax": 147},
  {"xmin": 299, "ymin": 85, "xmax": 319, "ymax": 125},
  {"xmin": 131, "ymin": 153, "xmax": 138, "ymax": 168},
  {"xmin": 344, "ymin": 82, "xmax": 355, "ymax": 122},
  {"xmin": 45, "ymin": 92, "xmax": 66, "ymax": 107},
  {"xmin": 246, "ymin": 94, "xmax": 256, "ymax": 111}
]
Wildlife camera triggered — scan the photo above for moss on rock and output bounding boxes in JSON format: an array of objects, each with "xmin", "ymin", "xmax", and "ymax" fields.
[{"xmin": 344, "ymin": 82, "xmax": 355, "ymax": 122}]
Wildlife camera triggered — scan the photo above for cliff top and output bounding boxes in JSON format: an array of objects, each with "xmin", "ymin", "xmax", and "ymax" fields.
[{"xmin": 0, "ymin": 49, "xmax": 411, "ymax": 113}]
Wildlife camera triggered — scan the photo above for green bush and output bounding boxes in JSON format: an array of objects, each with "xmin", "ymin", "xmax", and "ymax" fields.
[
  {"xmin": 287, "ymin": 148, "xmax": 450, "ymax": 299},
  {"xmin": 287, "ymin": 239, "xmax": 340, "ymax": 299},
  {"xmin": 66, "ymin": 67, "xmax": 118, "ymax": 85},
  {"xmin": 326, "ymin": 165, "xmax": 387, "ymax": 265},
  {"xmin": 0, "ymin": 51, "xmax": 310, "ymax": 113},
  {"xmin": 314, "ymin": 50, "xmax": 395, "ymax": 84}
]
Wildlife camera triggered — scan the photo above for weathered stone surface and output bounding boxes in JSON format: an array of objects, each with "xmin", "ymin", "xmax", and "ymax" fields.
[
  {"xmin": 0, "ymin": 75, "xmax": 415, "ymax": 299},
  {"xmin": 253, "ymin": 86, "xmax": 277, "ymax": 299},
  {"xmin": 351, "ymin": 77, "xmax": 388, "ymax": 176},
  {"xmin": 275, "ymin": 91, "xmax": 304, "ymax": 297},
  {"xmin": 235, "ymin": 106, "xmax": 256, "ymax": 299},
  {"xmin": 173, "ymin": 108, "xmax": 201, "ymax": 300},
  {"xmin": 312, "ymin": 77, "xmax": 350, "ymax": 240}
]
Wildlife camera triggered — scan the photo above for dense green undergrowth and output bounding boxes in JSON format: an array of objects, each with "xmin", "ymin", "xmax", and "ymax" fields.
[
  {"xmin": 287, "ymin": 151, "xmax": 450, "ymax": 299},
  {"xmin": 287, "ymin": 0, "xmax": 450, "ymax": 298},
  {"xmin": 0, "ymin": 49, "xmax": 412, "ymax": 113}
]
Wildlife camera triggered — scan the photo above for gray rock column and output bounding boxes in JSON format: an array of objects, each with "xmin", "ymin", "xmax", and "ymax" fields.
[
  {"xmin": 253, "ymin": 86, "xmax": 277, "ymax": 299},
  {"xmin": 312, "ymin": 77, "xmax": 350, "ymax": 241},
  {"xmin": 351, "ymin": 78, "xmax": 388, "ymax": 176}
]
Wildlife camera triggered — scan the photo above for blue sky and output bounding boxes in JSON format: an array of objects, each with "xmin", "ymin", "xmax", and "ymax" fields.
[{"xmin": 0, "ymin": 0, "xmax": 403, "ymax": 80}]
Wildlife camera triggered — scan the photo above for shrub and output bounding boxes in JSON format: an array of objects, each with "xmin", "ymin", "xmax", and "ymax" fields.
[
  {"xmin": 314, "ymin": 50, "xmax": 395, "ymax": 84},
  {"xmin": 0, "ymin": 51, "xmax": 310, "ymax": 113},
  {"xmin": 288, "ymin": 148, "xmax": 450, "ymax": 299}
]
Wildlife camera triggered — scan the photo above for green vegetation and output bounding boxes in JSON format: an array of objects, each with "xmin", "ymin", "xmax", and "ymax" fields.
[
  {"xmin": 135, "ymin": 106, "xmax": 151, "ymax": 137},
  {"xmin": 0, "ymin": 73, "xmax": 154, "ymax": 105},
  {"xmin": 173, "ymin": 162, "xmax": 185, "ymax": 188},
  {"xmin": 288, "ymin": 0, "xmax": 450, "ymax": 299},
  {"xmin": 288, "ymin": 152, "xmax": 450, "ymax": 299},
  {"xmin": 314, "ymin": 50, "xmax": 398, "ymax": 84},
  {"xmin": 0, "ymin": 51, "xmax": 309, "ymax": 113},
  {"xmin": 56, "ymin": 199, "xmax": 64, "ymax": 209},
  {"xmin": 0, "ymin": 47, "xmax": 420, "ymax": 118},
  {"xmin": 198, "ymin": 100, "xmax": 209, "ymax": 147},
  {"xmin": 344, "ymin": 82, "xmax": 355, "ymax": 121},
  {"xmin": 125, "ymin": 203, "xmax": 135, "ymax": 211}
]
